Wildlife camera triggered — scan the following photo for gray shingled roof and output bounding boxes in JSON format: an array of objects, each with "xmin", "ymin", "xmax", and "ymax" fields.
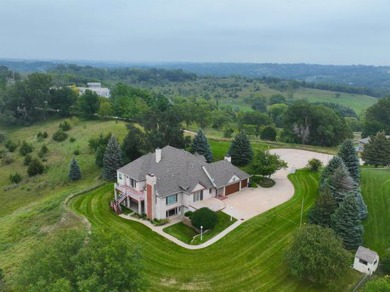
[
  {"xmin": 204, "ymin": 160, "xmax": 251, "ymax": 188},
  {"xmin": 355, "ymin": 246, "xmax": 378, "ymax": 264},
  {"xmin": 117, "ymin": 146, "xmax": 250, "ymax": 197}
]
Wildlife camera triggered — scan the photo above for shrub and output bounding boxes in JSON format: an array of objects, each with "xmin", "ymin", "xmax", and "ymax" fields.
[
  {"xmin": 27, "ymin": 158, "xmax": 44, "ymax": 177},
  {"xmin": 223, "ymin": 127, "xmax": 234, "ymax": 138},
  {"xmin": 307, "ymin": 158, "xmax": 323, "ymax": 172},
  {"xmin": 73, "ymin": 149, "xmax": 80, "ymax": 155},
  {"xmin": 59, "ymin": 120, "xmax": 71, "ymax": 131},
  {"xmin": 5, "ymin": 140, "xmax": 18, "ymax": 152},
  {"xmin": 152, "ymin": 218, "xmax": 169, "ymax": 226},
  {"xmin": 42, "ymin": 131, "xmax": 48, "ymax": 138},
  {"xmin": 38, "ymin": 145, "xmax": 49, "ymax": 158},
  {"xmin": 260, "ymin": 126, "xmax": 277, "ymax": 141},
  {"xmin": 184, "ymin": 211, "xmax": 193, "ymax": 218},
  {"xmin": 37, "ymin": 131, "xmax": 49, "ymax": 139},
  {"xmin": 53, "ymin": 129, "xmax": 68, "ymax": 142},
  {"xmin": 191, "ymin": 208, "xmax": 218, "ymax": 230},
  {"xmin": 9, "ymin": 172, "xmax": 22, "ymax": 184},
  {"xmin": 19, "ymin": 141, "xmax": 34, "ymax": 156},
  {"xmin": 69, "ymin": 137, "xmax": 76, "ymax": 143},
  {"xmin": 0, "ymin": 131, "xmax": 6, "ymax": 143},
  {"xmin": 24, "ymin": 154, "xmax": 32, "ymax": 166},
  {"xmin": 2, "ymin": 153, "xmax": 14, "ymax": 165}
]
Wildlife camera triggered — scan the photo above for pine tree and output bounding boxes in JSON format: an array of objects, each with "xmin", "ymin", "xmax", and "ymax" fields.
[
  {"xmin": 319, "ymin": 156, "xmax": 344, "ymax": 186},
  {"xmin": 354, "ymin": 188, "xmax": 368, "ymax": 219},
  {"xmin": 228, "ymin": 130, "xmax": 253, "ymax": 166},
  {"xmin": 326, "ymin": 164, "xmax": 356, "ymax": 204},
  {"xmin": 103, "ymin": 135, "xmax": 124, "ymax": 180},
  {"xmin": 362, "ymin": 131, "xmax": 390, "ymax": 167},
  {"xmin": 69, "ymin": 157, "xmax": 81, "ymax": 181},
  {"xmin": 190, "ymin": 129, "xmax": 213, "ymax": 162},
  {"xmin": 308, "ymin": 187, "xmax": 337, "ymax": 228},
  {"xmin": 338, "ymin": 139, "xmax": 360, "ymax": 183},
  {"xmin": 331, "ymin": 194, "xmax": 364, "ymax": 250}
]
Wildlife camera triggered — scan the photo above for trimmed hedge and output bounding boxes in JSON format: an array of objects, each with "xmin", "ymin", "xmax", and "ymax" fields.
[{"xmin": 191, "ymin": 207, "xmax": 218, "ymax": 230}]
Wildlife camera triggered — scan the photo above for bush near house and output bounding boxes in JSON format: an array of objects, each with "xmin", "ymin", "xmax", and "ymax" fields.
[{"xmin": 191, "ymin": 207, "xmax": 218, "ymax": 230}]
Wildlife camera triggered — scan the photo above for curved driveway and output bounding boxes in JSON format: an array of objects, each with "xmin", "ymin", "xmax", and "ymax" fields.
[{"xmin": 222, "ymin": 149, "xmax": 333, "ymax": 220}]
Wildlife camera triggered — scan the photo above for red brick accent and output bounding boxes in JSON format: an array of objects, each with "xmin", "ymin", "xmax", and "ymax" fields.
[{"xmin": 146, "ymin": 184, "xmax": 153, "ymax": 219}]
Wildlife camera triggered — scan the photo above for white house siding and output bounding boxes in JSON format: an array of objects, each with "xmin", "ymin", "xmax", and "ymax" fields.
[
  {"xmin": 353, "ymin": 256, "xmax": 379, "ymax": 275},
  {"xmin": 117, "ymin": 172, "xmax": 125, "ymax": 185},
  {"xmin": 156, "ymin": 193, "xmax": 183, "ymax": 220}
]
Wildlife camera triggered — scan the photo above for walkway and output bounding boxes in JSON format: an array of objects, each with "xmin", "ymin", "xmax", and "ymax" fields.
[{"xmin": 119, "ymin": 149, "xmax": 333, "ymax": 249}]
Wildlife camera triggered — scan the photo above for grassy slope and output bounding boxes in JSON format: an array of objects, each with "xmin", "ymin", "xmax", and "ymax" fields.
[
  {"xmin": 148, "ymin": 77, "xmax": 377, "ymax": 114},
  {"xmin": 0, "ymin": 118, "xmax": 128, "ymax": 280},
  {"xmin": 361, "ymin": 168, "xmax": 390, "ymax": 255},
  {"xmin": 69, "ymin": 171, "xmax": 359, "ymax": 291}
]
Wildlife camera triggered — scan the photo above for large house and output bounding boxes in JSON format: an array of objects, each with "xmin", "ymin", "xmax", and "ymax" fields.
[
  {"xmin": 78, "ymin": 82, "xmax": 110, "ymax": 98},
  {"xmin": 113, "ymin": 146, "xmax": 250, "ymax": 220}
]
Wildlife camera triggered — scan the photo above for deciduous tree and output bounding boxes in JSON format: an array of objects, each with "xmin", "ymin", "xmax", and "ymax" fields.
[
  {"xmin": 251, "ymin": 150, "xmax": 287, "ymax": 178},
  {"xmin": 285, "ymin": 225, "xmax": 349, "ymax": 287}
]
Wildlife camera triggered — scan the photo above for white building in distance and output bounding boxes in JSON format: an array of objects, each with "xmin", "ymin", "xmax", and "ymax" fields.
[{"xmin": 78, "ymin": 82, "xmax": 110, "ymax": 98}]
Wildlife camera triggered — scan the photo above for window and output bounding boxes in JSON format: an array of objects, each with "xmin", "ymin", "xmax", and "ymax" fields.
[
  {"xmin": 359, "ymin": 258, "xmax": 368, "ymax": 265},
  {"xmin": 166, "ymin": 207, "xmax": 180, "ymax": 217},
  {"xmin": 130, "ymin": 178, "xmax": 136, "ymax": 188},
  {"xmin": 166, "ymin": 194, "xmax": 178, "ymax": 205},
  {"xmin": 193, "ymin": 190, "xmax": 203, "ymax": 202},
  {"xmin": 118, "ymin": 173, "xmax": 122, "ymax": 180}
]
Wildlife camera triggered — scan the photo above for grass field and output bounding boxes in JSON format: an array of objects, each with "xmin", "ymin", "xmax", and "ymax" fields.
[
  {"xmin": 361, "ymin": 168, "xmax": 390, "ymax": 255},
  {"xmin": 69, "ymin": 170, "xmax": 360, "ymax": 291}
]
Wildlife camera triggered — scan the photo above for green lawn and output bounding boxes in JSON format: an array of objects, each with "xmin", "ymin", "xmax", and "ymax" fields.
[
  {"xmin": 163, "ymin": 211, "xmax": 237, "ymax": 245},
  {"xmin": 163, "ymin": 222, "xmax": 197, "ymax": 244},
  {"xmin": 361, "ymin": 168, "xmax": 390, "ymax": 255},
  {"xmin": 69, "ymin": 170, "xmax": 360, "ymax": 291}
]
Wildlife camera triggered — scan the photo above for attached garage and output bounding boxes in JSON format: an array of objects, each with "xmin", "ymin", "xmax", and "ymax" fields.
[
  {"xmin": 241, "ymin": 179, "xmax": 248, "ymax": 188},
  {"xmin": 225, "ymin": 182, "xmax": 240, "ymax": 195}
]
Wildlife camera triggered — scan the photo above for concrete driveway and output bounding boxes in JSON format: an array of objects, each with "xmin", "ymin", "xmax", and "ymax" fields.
[{"xmin": 222, "ymin": 149, "xmax": 333, "ymax": 220}]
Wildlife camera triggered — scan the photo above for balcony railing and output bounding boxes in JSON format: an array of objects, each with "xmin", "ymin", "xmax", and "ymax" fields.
[{"xmin": 115, "ymin": 183, "xmax": 145, "ymax": 201}]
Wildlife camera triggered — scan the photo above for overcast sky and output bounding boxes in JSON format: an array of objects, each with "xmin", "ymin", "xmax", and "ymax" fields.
[{"xmin": 1, "ymin": 0, "xmax": 390, "ymax": 65}]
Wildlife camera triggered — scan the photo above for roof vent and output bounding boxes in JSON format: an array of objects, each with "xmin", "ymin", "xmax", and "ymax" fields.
[{"xmin": 156, "ymin": 148, "xmax": 161, "ymax": 163}]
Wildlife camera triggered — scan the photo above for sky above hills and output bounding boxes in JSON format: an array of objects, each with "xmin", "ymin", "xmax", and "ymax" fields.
[{"xmin": 1, "ymin": 0, "xmax": 389, "ymax": 65}]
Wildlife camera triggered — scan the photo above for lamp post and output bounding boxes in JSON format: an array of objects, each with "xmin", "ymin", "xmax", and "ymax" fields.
[
  {"xmin": 230, "ymin": 206, "xmax": 233, "ymax": 221},
  {"xmin": 200, "ymin": 226, "xmax": 203, "ymax": 241}
]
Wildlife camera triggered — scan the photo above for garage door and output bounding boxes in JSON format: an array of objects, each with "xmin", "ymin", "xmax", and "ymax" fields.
[
  {"xmin": 241, "ymin": 179, "xmax": 248, "ymax": 188},
  {"xmin": 225, "ymin": 182, "xmax": 240, "ymax": 195}
]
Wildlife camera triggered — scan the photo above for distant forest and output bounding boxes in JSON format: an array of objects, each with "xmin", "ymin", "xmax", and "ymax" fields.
[{"xmin": 1, "ymin": 59, "xmax": 390, "ymax": 97}]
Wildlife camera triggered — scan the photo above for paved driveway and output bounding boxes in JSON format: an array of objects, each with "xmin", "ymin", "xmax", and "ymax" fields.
[{"xmin": 222, "ymin": 149, "xmax": 333, "ymax": 220}]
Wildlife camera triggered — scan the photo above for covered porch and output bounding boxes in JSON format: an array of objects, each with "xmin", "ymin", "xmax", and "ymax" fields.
[{"xmin": 114, "ymin": 183, "xmax": 145, "ymax": 214}]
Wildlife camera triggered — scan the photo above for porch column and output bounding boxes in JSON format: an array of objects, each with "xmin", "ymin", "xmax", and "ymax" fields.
[
  {"xmin": 127, "ymin": 196, "xmax": 130, "ymax": 208},
  {"xmin": 138, "ymin": 200, "xmax": 142, "ymax": 214},
  {"xmin": 114, "ymin": 187, "xmax": 118, "ymax": 200}
]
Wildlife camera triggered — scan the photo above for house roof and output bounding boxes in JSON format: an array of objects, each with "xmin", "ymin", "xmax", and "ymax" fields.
[
  {"xmin": 355, "ymin": 246, "xmax": 378, "ymax": 264},
  {"xmin": 204, "ymin": 160, "xmax": 251, "ymax": 188},
  {"xmin": 117, "ymin": 146, "xmax": 250, "ymax": 197},
  {"xmin": 359, "ymin": 135, "xmax": 390, "ymax": 144}
]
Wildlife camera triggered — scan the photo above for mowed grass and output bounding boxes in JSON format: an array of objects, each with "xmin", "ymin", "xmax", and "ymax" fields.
[
  {"xmin": 164, "ymin": 211, "xmax": 237, "ymax": 245},
  {"xmin": 361, "ymin": 168, "xmax": 390, "ymax": 255},
  {"xmin": 69, "ymin": 170, "xmax": 360, "ymax": 291}
]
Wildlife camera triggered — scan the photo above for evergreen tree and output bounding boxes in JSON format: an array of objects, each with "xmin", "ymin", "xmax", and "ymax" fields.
[
  {"xmin": 355, "ymin": 189, "xmax": 368, "ymax": 219},
  {"xmin": 122, "ymin": 124, "xmax": 145, "ymax": 163},
  {"xmin": 338, "ymin": 139, "xmax": 361, "ymax": 183},
  {"xmin": 228, "ymin": 130, "xmax": 253, "ymax": 166},
  {"xmin": 308, "ymin": 187, "xmax": 337, "ymax": 228},
  {"xmin": 319, "ymin": 156, "xmax": 344, "ymax": 186},
  {"xmin": 190, "ymin": 129, "xmax": 213, "ymax": 162},
  {"xmin": 326, "ymin": 164, "xmax": 356, "ymax": 204},
  {"xmin": 103, "ymin": 135, "xmax": 124, "ymax": 180},
  {"xmin": 331, "ymin": 194, "xmax": 364, "ymax": 250},
  {"xmin": 362, "ymin": 131, "xmax": 390, "ymax": 167},
  {"xmin": 69, "ymin": 157, "xmax": 81, "ymax": 181}
]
